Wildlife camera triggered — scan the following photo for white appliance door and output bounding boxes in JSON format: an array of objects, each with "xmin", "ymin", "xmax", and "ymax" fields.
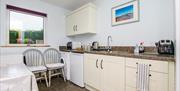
[{"xmin": 70, "ymin": 53, "xmax": 84, "ymax": 87}]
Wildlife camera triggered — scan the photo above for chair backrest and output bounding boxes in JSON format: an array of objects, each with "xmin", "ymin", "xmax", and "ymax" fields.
[
  {"xmin": 43, "ymin": 48, "xmax": 61, "ymax": 64},
  {"xmin": 23, "ymin": 49, "xmax": 44, "ymax": 66}
]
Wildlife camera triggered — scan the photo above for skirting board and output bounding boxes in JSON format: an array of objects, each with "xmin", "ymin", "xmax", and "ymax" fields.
[{"xmin": 85, "ymin": 84, "xmax": 100, "ymax": 91}]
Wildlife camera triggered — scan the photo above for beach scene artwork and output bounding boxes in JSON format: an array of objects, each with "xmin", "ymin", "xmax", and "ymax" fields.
[
  {"xmin": 115, "ymin": 5, "xmax": 134, "ymax": 22},
  {"xmin": 112, "ymin": 0, "xmax": 139, "ymax": 26}
]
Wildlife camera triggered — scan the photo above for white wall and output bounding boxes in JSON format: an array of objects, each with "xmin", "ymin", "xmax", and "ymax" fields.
[
  {"xmin": 175, "ymin": 0, "xmax": 180, "ymax": 90},
  {"xmin": 0, "ymin": 0, "xmax": 176, "ymax": 55},
  {"xmin": 70, "ymin": 0, "xmax": 175, "ymax": 46},
  {"xmin": 0, "ymin": 0, "xmax": 70, "ymax": 54}
]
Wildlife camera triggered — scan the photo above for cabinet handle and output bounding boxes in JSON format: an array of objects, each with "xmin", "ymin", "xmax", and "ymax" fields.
[
  {"xmin": 73, "ymin": 25, "xmax": 75, "ymax": 31},
  {"xmin": 96, "ymin": 59, "xmax": 98, "ymax": 68},
  {"xmin": 149, "ymin": 74, "xmax": 152, "ymax": 77},
  {"xmin": 76, "ymin": 25, "xmax": 78, "ymax": 31},
  {"xmin": 149, "ymin": 64, "xmax": 152, "ymax": 67},
  {"xmin": 100, "ymin": 59, "xmax": 103, "ymax": 69}
]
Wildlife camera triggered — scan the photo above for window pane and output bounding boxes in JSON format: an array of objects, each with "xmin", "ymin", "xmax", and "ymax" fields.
[{"xmin": 9, "ymin": 11, "xmax": 44, "ymax": 44}]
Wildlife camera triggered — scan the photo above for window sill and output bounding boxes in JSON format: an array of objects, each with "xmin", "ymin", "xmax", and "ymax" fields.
[{"xmin": 0, "ymin": 45, "xmax": 50, "ymax": 47}]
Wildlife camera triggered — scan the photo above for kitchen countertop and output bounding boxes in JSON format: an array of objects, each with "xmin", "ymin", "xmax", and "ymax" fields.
[
  {"xmin": 60, "ymin": 49, "xmax": 175, "ymax": 62},
  {"xmin": 60, "ymin": 49, "xmax": 84, "ymax": 54}
]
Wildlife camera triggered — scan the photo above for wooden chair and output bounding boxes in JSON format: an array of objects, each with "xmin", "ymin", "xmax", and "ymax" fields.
[
  {"xmin": 23, "ymin": 49, "xmax": 48, "ymax": 87},
  {"xmin": 43, "ymin": 48, "xmax": 66, "ymax": 86}
]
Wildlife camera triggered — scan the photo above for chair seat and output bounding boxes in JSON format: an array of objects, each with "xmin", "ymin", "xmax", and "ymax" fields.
[
  {"xmin": 28, "ymin": 66, "xmax": 47, "ymax": 72},
  {"xmin": 46, "ymin": 63, "xmax": 65, "ymax": 70}
]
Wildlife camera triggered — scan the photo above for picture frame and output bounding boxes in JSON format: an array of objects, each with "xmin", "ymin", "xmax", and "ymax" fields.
[{"xmin": 111, "ymin": 0, "xmax": 139, "ymax": 26}]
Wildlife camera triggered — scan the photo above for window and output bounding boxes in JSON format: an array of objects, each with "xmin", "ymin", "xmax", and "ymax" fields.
[{"xmin": 7, "ymin": 5, "xmax": 47, "ymax": 45}]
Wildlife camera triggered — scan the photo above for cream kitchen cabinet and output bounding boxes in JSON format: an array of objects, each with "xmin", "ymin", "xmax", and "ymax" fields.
[
  {"xmin": 84, "ymin": 54, "xmax": 101, "ymax": 90},
  {"xmin": 126, "ymin": 68, "xmax": 169, "ymax": 91},
  {"xmin": 66, "ymin": 3, "xmax": 96, "ymax": 36},
  {"xmin": 125, "ymin": 58, "xmax": 175, "ymax": 91},
  {"xmin": 149, "ymin": 72, "xmax": 168, "ymax": 91},
  {"xmin": 84, "ymin": 54, "xmax": 125, "ymax": 91},
  {"xmin": 101, "ymin": 56, "xmax": 125, "ymax": 91},
  {"xmin": 84, "ymin": 54, "xmax": 175, "ymax": 91}
]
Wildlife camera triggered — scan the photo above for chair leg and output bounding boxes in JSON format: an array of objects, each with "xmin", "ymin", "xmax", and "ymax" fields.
[
  {"xmin": 61, "ymin": 68, "xmax": 66, "ymax": 82},
  {"xmin": 43, "ymin": 72, "xmax": 49, "ymax": 87},
  {"xmin": 48, "ymin": 70, "xmax": 51, "ymax": 87}
]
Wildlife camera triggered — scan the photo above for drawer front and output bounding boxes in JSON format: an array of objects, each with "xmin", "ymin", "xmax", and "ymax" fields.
[
  {"xmin": 84, "ymin": 54, "xmax": 100, "ymax": 59},
  {"xmin": 126, "ymin": 58, "xmax": 169, "ymax": 73},
  {"xmin": 103, "ymin": 56, "xmax": 125, "ymax": 63}
]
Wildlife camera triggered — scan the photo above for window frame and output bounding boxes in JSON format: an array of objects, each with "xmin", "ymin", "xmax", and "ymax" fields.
[{"xmin": 6, "ymin": 7, "xmax": 47, "ymax": 46}]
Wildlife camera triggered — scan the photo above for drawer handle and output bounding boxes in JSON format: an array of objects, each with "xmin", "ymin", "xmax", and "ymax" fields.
[
  {"xmin": 101, "ymin": 59, "xmax": 103, "ymax": 69},
  {"xmin": 96, "ymin": 59, "xmax": 98, "ymax": 68},
  {"xmin": 149, "ymin": 74, "xmax": 152, "ymax": 77},
  {"xmin": 149, "ymin": 64, "xmax": 152, "ymax": 67},
  {"xmin": 76, "ymin": 25, "xmax": 78, "ymax": 31},
  {"xmin": 73, "ymin": 25, "xmax": 75, "ymax": 31}
]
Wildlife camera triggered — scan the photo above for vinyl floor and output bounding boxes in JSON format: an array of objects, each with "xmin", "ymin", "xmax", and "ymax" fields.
[{"xmin": 38, "ymin": 77, "xmax": 88, "ymax": 91}]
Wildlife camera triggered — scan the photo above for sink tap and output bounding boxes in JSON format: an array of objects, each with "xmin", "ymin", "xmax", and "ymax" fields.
[{"xmin": 107, "ymin": 35, "xmax": 112, "ymax": 52}]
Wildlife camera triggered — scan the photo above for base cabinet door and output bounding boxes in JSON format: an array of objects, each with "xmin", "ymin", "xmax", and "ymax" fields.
[
  {"xmin": 126, "ymin": 87, "xmax": 136, "ymax": 91},
  {"xmin": 101, "ymin": 56, "xmax": 125, "ymax": 91},
  {"xmin": 84, "ymin": 54, "xmax": 101, "ymax": 90},
  {"xmin": 125, "ymin": 58, "xmax": 171, "ymax": 91},
  {"xmin": 84, "ymin": 54, "xmax": 125, "ymax": 91},
  {"xmin": 126, "ymin": 68, "xmax": 169, "ymax": 91},
  {"xmin": 149, "ymin": 72, "xmax": 168, "ymax": 91}
]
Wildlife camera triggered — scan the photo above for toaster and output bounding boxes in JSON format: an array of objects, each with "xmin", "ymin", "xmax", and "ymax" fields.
[{"xmin": 155, "ymin": 40, "xmax": 174, "ymax": 55}]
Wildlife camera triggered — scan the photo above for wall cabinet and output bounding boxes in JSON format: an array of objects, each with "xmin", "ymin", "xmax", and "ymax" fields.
[
  {"xmin": 84, "ymin": 54, "xmax": 125, "ymax": 91},
  {"xmin": 66, "ymin": 3, "xmax": 96, "ymax": 36}
]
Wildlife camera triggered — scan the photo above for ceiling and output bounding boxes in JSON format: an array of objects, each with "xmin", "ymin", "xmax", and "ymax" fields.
[{"xmin": 42, "ymin": 0, "xmax": 95, "ymax": 10}]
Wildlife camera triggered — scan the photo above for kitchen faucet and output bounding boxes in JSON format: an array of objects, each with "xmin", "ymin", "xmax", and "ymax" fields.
[{"xmin": 107, "ymin": 35, "xmax": 112, "ymax": 52}]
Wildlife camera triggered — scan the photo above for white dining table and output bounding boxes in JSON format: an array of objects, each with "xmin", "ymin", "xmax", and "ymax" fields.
[{"xmin": 0, "ymin": 64, "xmax": 38, "ymax": 91}]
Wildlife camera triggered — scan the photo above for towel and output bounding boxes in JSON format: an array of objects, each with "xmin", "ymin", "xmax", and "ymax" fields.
[{"xmin": 136, "ymin": 63, "xmax": 150, "ymax": 91}]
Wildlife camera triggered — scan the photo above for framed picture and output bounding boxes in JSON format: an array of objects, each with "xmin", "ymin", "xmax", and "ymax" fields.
[{"xmin": 112, "ymin": 0, "xmax": 139, "ymax": 26}]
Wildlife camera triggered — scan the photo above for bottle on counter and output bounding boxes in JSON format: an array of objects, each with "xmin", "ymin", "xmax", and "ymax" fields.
[
  {"xmin": 134, "ymin": 44, "xmax": 139, "ymax": 55},
  {"xmin": 139, "ymin": 42, "xmax": 145, "ymax": 53},
  {"xmin": 86, "ymin": 43, "xmax": 91, "ymax": 52}
]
